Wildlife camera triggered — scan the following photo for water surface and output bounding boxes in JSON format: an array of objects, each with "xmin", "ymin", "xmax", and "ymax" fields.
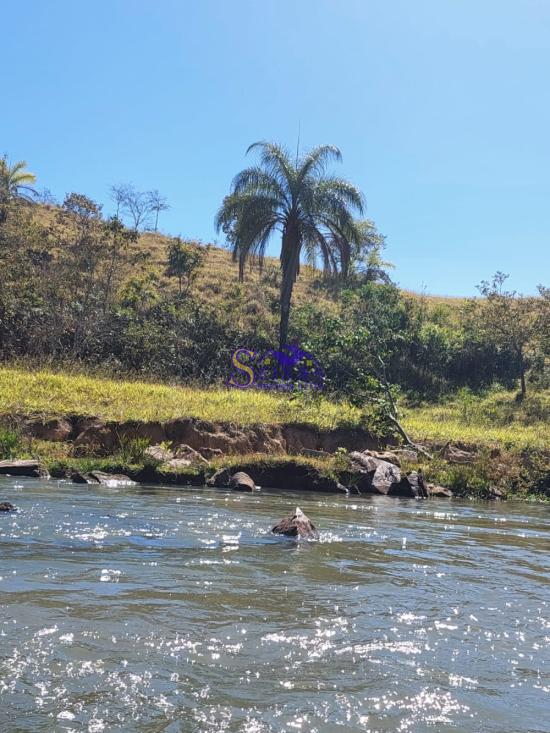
[{"xmin": 1, "ymin": 478, "xmax": 549, "ymax": 732}]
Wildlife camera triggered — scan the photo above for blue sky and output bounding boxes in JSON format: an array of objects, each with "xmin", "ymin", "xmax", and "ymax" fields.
[{"xmin": 3, "ymin": 0, "xmax": 549, "ymax": 295}]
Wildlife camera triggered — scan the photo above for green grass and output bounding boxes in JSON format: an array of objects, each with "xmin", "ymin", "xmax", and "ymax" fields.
[
  {"xmin": 403, "ymin": 388, "xmax": 550, "ymax": 451},
  {"xmin": 1, "ymin": 367, "xmax": 548, "ymax": 453},
  {"xmin": 0, "ymin": 366, "xmax": 361, "ymax": 430}
]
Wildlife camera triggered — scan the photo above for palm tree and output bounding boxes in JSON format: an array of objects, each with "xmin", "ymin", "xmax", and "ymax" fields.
[
  {"xmin": 216, "ymin": 141, "xmax": 364, "ymax": 348},
  {"xmin": 0, "ymin": 156, "xmax": 37, "ymax": 202}
]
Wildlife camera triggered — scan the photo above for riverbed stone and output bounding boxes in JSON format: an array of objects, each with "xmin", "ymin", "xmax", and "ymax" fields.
[
  {"xmin": 272, "ymin": 507, "xmax": 319, "ymax": 539},
  {"xmin": 0, "ymin": 501, "xmax": 15, "ymax": 512}
]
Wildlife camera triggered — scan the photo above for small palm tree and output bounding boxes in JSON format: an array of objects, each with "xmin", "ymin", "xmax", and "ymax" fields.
[
  {"xmin": 0, "ymin": 156, "xmax": 37, "ymax": 202},
  {"xmin": 216, "ymin": 141, "xmax": 364, "ymax": 348}
]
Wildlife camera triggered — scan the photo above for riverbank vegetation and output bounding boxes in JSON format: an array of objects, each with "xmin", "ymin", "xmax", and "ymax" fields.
[{"xmin": 1, "ymin": 149, "xmax": 548, "ymax": 498}]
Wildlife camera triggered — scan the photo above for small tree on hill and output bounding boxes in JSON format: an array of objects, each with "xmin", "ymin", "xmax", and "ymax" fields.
[
  {"xmin": 147, "ymin": 190, "xmax": 170, "ymax": 231},
  {"xmin": 476, "ymin": 272, "xmax": 540, "ymax": 397},
  {"xmin": 166, "ymin": 238, "xmax": 204, "ymax": 294}
]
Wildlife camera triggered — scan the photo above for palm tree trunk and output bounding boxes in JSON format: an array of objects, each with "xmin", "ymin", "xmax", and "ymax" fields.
[{"xmin": 279, "ymin": 231, "xmax": 301, "ymax": 349}]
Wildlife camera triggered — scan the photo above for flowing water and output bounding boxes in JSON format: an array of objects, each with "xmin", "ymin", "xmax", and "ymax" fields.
[{"xmin": 0, "ymin": 477, "xmax": 549, "ymax": 732}]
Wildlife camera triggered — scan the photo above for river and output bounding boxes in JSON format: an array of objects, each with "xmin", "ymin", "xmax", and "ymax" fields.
[{"xmin": 0, "ymin": 477, "xmax": 549, "ymax": 732}]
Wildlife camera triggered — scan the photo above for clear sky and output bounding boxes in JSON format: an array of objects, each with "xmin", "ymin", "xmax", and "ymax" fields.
[{"xmin": 3, "ymin": 0, "xmax": 549, "ymax": 295}]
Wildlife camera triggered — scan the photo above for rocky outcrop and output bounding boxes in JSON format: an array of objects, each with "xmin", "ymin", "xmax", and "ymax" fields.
[
  {"xmin": 229, "ymin": 471, "xmax": 259, "ymax": 492},
  {"xmin": 0, "ymin": 460, "xmax": 47, "ymax": 478},
  {"xmin": 349, "ymin": 451, "xmax": 438, "ymax": 497},
  {"xmin": 272, "ymin": 507, "xmax": 319, "ymax": 539},
  {"xmin": 0, "ymin": 501, "xmax": 15, "ymax": 512}
]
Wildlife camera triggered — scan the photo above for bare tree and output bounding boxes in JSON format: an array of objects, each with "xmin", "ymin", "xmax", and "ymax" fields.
[
  {"xmin": 147, "ymin": 190, "xmax": 170, "ymax": 231},
  {"xmin": 110, "ymin": 183, "xmax": 130, "ymax": 219},
  {"xmin": 109, "ymin": 183, "xmax": 153, "ymax": 231}
]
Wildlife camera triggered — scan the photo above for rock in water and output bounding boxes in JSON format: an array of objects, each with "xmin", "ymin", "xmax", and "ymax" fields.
[
  {"xmin": 272, "ymin": 507, "xmax": 319, "ymax": 539},
  {"xmin": 0, "ymin": 501, "xmax": 15, "ymax": 512},
  {"xmin": 229, "ymin": 471, "xmax": 259, "ymax": 492}
]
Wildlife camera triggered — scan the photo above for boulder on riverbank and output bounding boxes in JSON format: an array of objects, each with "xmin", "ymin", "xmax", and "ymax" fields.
[
  {"xmin": 71, "ymin": 470, "xmax": 136, "ymax": 486},
  {"xmin": 349, "ymin": 452, "xmax": 440, "ymax": 498},
  {"xmin": 272, "ymin": 507, "xmax": 319, "ymax": 539},
  {"xmin": 229, "ymin": 471, "xmax": 259, "ymax": 492},
  {"xmin": 0, "ymin": 460, "xmax": 47, "ymax": 478}
]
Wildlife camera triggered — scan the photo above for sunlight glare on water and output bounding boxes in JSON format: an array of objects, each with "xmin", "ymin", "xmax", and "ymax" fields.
[{"xmin": 0, "ymin": 478, "xmax": 549, "ymax": 732}]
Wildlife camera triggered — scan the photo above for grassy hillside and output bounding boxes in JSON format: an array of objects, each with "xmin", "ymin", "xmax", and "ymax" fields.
[
  {"xmin": 34, "ymin": 203, "xmax": 463, "ymax": 332},
  {"xmin": 403, "ymin": 390, "xmax": 550, "ymax": 451},
  {"xmin": 0, "ymin": 366, "xmax": 360, "ymax": 429}
]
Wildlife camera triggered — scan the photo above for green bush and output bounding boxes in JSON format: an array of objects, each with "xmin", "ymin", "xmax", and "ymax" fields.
[
  {"xmin": 117, "ymin": 436, "xmax": 150, "ymax": 464},
  {"xmin": 0, "ymin": 427, "xmax": 21, "ymax": 459}
]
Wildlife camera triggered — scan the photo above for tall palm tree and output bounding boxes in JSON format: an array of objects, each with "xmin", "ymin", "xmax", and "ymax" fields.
[
  {"xmin": 0, "ymin": 156, "xmax": 37, "ymax": 202},
  {"xmin": 216, "ymin": 141, "xmax": 364, "ymax": 348}
]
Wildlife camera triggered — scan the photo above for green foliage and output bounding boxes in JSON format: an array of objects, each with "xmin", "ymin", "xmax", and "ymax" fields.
[
  {"xmin": 165, "ymin": 237, "xmax": 204, "ymax": 293},
  {"xmin": 0, "ymin": 426, "xmax": 22, "ymax": 459},
  {"xmin": 117, "ymin": 436, "xmax": 150, "ymax": 463}
]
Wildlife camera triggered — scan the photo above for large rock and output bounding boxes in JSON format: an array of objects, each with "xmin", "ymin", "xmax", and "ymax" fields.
[
  {"xmin": 0, "ymin": 460, "xmax": 46, "ymax": 478},
  {"xmin": 70, "ymin": 471, "xmax": 94, "ymax": 484},
  {"xmin": 229, "ymin": 471, "xmax": 259, "ymax": 492},
  {"xmin": 24, "ymin": 416, "xmax": 72, "ymax": 442},
  {"xmin": 371, "ymin": 460, "xmax": 403, "ymax": 494},
  {"xmin": 0, "ymin": 501, "xmax": 15, "ymax": 512},
  {"xmin": 427, "ymin": 483, "xmax": 453, "ymax": 498},
  {"xmin": 349, "ymin": 452, "xmax": 424, "ymax": 496},
  {"xmin": 87, "ymin": 471, "xmax": 136, "ymax": 486},
  {"xmin": 349, "ymin": 452, "xmax": 402, "ymax": 494},
  {"xmin": 399, "ymin": 470, "xmax": 428, "ymax": 498},
  {"xmin": 272, "ymin": 507, "xmax": 319, "ymax": 539}
]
